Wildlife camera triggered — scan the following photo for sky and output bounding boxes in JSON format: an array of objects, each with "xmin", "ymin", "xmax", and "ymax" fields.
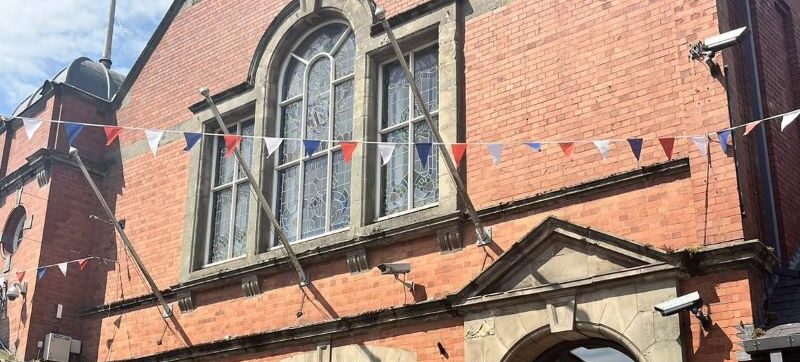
[{"xmin": 0, "ymin": 0, "xmax": 173, "ymax": 115}]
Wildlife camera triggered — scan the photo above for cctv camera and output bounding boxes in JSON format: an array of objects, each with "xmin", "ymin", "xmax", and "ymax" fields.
[
  {"xmin": 377, "ymin": 263, "xmax": 411, "ymax": 275},
  {"xmin": 654, "ymin": 291, "xmax": 703, "ymax": 316},
  {"xmin": 702, "ymin": 27, "xmax": 747, "ymax": 53},
  {"xmin": 6, "ymin": 285, "xmax": 20, "ymax": 301}
]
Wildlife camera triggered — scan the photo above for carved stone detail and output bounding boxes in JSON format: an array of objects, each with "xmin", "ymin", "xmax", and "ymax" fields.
[
  {"xmin": 437, "ymin": 226, "xmax": 462, "ymax": 253},
  {"xmin": 346, "ymin": 248, "xmax": 369, "ymax": 274},
  {"xmin": 241, "ymin": 275, "xmax": 261, "ymax": 298},
  {"xmin": 176, "ymin": 291, "xmax": 195, "ymax": 313},
  {"xmin": 465, "ymin": 318, "xmax": 495, "ymax": 339}
]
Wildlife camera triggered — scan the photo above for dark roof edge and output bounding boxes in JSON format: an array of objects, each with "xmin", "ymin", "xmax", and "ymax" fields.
[{"xmin": 111, "ymin": 0, "xmax": 186, "ymax": 109}]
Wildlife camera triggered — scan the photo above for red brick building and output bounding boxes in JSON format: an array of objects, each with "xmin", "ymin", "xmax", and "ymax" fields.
[{"xmin": 1, "ymin": 0, "xmax": 800, "ymax": 361}]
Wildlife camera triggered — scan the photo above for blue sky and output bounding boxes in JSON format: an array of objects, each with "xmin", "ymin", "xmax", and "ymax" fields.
[{"xmin": 0, "ymin": 0, "xmax": 173, "ymax": 115}]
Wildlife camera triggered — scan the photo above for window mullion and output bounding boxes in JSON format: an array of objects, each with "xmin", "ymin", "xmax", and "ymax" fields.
[
  {"xmin": 296, "ymin": 62, "xmax": 311, "ymax": 240},
  {"xmin": 406, "ymin": 51, "xmax": 416, "ymax": 211},
  {"xmin": 228, "ymin": 182, "xmax": 237, "ymax": 259}
]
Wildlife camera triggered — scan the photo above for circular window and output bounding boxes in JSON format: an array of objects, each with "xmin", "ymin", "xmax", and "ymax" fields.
[
  {"xmin": 534, "ymin": 339, "xmax": 637, "ymax": 362},
  {"xmin": 2, "ymin": 207, "xmax": 26, "ymax": 254}
]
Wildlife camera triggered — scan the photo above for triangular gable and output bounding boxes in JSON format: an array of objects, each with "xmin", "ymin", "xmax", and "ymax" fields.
[{"xmin": 456, "ymin": 217, "xmax": 672, "ymax": 301}]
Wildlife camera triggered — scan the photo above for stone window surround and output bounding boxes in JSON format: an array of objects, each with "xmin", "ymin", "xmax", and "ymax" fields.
[{"xmin": 180, "ymin": 1, "xmax": 462, "ymax": 282}]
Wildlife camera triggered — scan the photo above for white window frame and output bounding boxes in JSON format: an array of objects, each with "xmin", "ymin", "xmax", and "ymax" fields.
[
  {"xmin": 203, "ymin": 118, "xmax": 254, "ymax": 267},
  {"xmin": 375, "ymin": 42, "xmax": 440, "ymax": 219},
  {"xmin": 271, "ymin": 21, "xmax": 354, "ymax": 247}
]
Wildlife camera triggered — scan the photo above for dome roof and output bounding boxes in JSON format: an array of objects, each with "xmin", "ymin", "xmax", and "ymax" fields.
[{"xmin": 12, "ymin": 57, "xmax": 125, "ymax": 116}]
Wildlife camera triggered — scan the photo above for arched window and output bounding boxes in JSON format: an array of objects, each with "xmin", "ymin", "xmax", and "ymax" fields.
[
  {"xmin": 2, "ymin": 207, "xmax": 26, "ymax": 255},
  {"xmin": 275, "ymin": 22, "xmax": 355, "ymax": 243}
]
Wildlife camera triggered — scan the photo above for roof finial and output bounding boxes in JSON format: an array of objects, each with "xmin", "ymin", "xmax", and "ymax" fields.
[{"xmin": 99, "ymin": 0, "xmax": 116, "ymax": 69}]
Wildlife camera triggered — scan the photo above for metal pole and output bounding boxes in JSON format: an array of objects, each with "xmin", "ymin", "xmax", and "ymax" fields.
[
  {"xmin": 200, "ymin": 88, "xmax": 309, "ymax": 285},
  {"xmin": 99, "ymin": 0, "xmax": 116, "ymax": 69},
  {"xmin": 371, "ymin": 6, "xmax": 492, "ymax": 245},
  {"xmin": 69, "ymin": 147, "xmax": 173, "ymax": 318}
]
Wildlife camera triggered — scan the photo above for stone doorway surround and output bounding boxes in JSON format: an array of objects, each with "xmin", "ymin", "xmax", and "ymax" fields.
[{"xmin": 453, "ymin": 217, "xmax": 685, "ymax": 362}]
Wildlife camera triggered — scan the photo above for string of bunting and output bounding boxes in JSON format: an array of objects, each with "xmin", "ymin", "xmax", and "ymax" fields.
[
  {"xmin": 0, "ymin": 255, "xmax": 113, "ymax": 284},
  {"xmin": 4, "ymin": 108, "xmax": 799, "ymax": 167}
]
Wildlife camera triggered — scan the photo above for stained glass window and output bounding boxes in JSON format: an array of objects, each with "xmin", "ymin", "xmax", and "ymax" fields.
[
  {"xmin": 276, "ymin": 22, "xmax": 354, "ymax": 244},
  {"xmin": 207, "ymin": 121, "xmax": 254, "ymax": 264},
  {"xmin": 379, "ymin": 45, "xmax": 439, "ymax": 216}
]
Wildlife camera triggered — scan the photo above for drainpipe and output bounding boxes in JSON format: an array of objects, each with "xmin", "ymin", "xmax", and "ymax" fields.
[{"xmin": 743, "ymin": 0, "xmax": 782, "ymax": 261}]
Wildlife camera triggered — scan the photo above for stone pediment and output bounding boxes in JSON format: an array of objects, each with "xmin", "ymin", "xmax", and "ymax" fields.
[{"xmin": 457, "ymin": 217, "xmax": 673, "ymax": 300}]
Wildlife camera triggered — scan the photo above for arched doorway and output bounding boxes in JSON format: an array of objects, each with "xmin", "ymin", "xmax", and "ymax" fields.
[{"xmin": 534, "ymin": 339, "xmax": 637, "ymax": 362}]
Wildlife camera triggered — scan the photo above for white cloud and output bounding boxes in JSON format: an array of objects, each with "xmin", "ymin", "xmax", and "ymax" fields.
[{"xmin": 0, "ymin": 0, "xmax": 172, "ymax": 114}]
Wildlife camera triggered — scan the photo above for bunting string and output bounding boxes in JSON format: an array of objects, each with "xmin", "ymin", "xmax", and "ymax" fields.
[{"xmin": 0, "ymin": 256, "xmax": 115, "ymax": 283}]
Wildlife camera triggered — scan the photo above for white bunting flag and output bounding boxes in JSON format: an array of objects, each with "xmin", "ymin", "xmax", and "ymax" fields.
[
  {"xmin": 58, "ymin": 262, "xmax": 68, "ymax": 276},
  {"xmin": 487, "ymin": 144, "xmax": 503, "ymax": 166},
  {"xmin": 22, "ymin": 118, "xmax": 43, "ymax": 140},
  {"xmin": 145, "ymin": 129, "xmax": 164, "ymax": 156},
  {"xmin": 593, "ymin": 140, "xmax": 610, "ymax": 160},
  {"xmin": 378, "ymin": 144, "xmax": 395, "ymax": 166},
  {"xmin": 691, "ymin": 136, "xmax": 709, "ymax": 158},
  {"xmin": 263, "ymin": 137, "xmax": 283, "ymax": 157},
  {"xmin": 781, "ymin": 110, "xmax": 800, "ymax": 131}
]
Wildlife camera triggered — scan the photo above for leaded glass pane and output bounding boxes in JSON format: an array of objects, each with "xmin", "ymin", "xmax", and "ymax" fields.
[
  {"xmin": 280, "ymin": 101, "xmax": 302, "ymax": 163},
  {"xmin": 334, "ymin": 32, "xmax": 355, "ymax": 79},
  {"xmin": 334, "ymin": 80, "xmax": 353, "ymax": 140},
  {"xmin": 382, "ymin": 60, "xmax": 409, "ymax": 128},
  {"xmin": 301, "ymin": 156, "xmax": 327, "ymax": 238},
  {"xmin": 215, "ymin": 137, "xmax": 234, "ymax": 186},
  {"xmin": 330, "ymin": 151, "xmax": 350, "ymax": 230},
  {"xmin": 277, "ymin": 166, "xmax": 299, "ymax": 243},
  {"xmin": 381, "ymin": 129, "xmax": 409, "ymax": 216},
  {"xmin": 297, "ymin": 23, "xmax": 347, "ymax": 59},
  {"xmin": 306, "ymin": 58, "xmax": 331, "ymax": 151},
  {"xmin": 413, "ymin": 46, "xmax": 439, "ymax": 117},
  {"xmin": 413, "ymin": 119, "xmax": 438, "ymax": 207},
  {"xmin": 238, "ymin": 122, "xmax": 254, "ymax": 178},
  {"xmin": 232, "ymin": 183, "xmax": 250, "ymax": 257},
  {"xmin": 283, "ymin": 58, "xmax": 305, "ymax": 100},
  {"xmin": 208, "ymin": 188, "xmax": 232, "ymax": 264}
]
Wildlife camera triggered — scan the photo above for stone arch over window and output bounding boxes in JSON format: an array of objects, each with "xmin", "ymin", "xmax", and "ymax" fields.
[
  {"xmin": 500, "ymin": 324, "xmax": 646, "ymax": 362},
  {"xmin": 2, "ymin": 206, "xmax": 27, "ymax": 255}
]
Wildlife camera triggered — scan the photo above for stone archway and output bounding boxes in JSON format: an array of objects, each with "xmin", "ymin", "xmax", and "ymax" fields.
[{"xmin": 500, "ymin": 323, "xmax": 646, "ymax": 362}]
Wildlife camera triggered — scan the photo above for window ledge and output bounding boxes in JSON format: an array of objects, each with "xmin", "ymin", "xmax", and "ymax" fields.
[{"xmin": 175, "ymin": 205, "xmax": 463, "ymax": 291}]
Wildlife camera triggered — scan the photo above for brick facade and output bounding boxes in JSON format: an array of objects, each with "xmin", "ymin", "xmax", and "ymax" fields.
[{"xmin": 1, "ymin": 0, "xmax": 799, "ymax": 361}]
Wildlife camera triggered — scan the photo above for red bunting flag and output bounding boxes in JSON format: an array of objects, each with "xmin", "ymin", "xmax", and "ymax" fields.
[
  {"xmin": 451, "ymin": 144, "xmax": 467, "ymax": 167},
  {"xmin": 340, "ymin": 142, "xmax": 358, "ymax": 164},
  {"xmin": 104, "ymin": 126, "xmax": 122, "ymax": 146},
  {"xmin": 79, "ymin": 258, "xmax": 90, "ymax": 271},
  {"xmin": 16, "ymin": 271, "xmax": 24, "ymax": 283},
  {"xmin": 223, "ymin": 135, "xmax": 243, "ymax": 158},
  {"xmin": 743, "ymin": 121, "xmax": 762, "ymax": 136},
  {"xmin": 659, "ymin": 138, "xmax": 675, "ymax": 160},
  {"xmin": 559, "ymin": 142, "xmax": 576, "ymax": 160}
]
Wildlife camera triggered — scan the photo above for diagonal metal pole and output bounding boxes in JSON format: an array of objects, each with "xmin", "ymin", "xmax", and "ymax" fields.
[
  {"xmin": 201, "ymin": 88, "xmax": 309, "ymax": 285},
  {"xmin": 70, "ymin": 147, "xmax": 173, "ymax": 318},
  {"xmin": 368, "ymin": 3, "xmax": 492, "ymax": 245}
]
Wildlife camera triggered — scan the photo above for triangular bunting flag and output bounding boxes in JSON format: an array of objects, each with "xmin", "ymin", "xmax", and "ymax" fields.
[
  {"xmin": 743, "ymin": 121, "xmax": 761, "ymax": 136},
  {"xmin": 340, "ymin": 142, "xmax": 358, "ymax": 165},
  {"xmin": 659, "ymin": 138, "xmax": 675, "ymax": 160},
  {"xmin": 104, "ymin": 126, "xmax": 122, "ymax": 146},
  {"xmin": 58, "ymin": 262, "xmax": 68, "ymax": 277},
  {"xmin": 303, "ymin": 140, "xmax": 321, "ymax": 157},
  {"xmin": 37, "ymin": 267, "xmax": 47, "ymax": 280},
  {"xmin": 144, "ymin": 129, "xmax": 164, "ymax": 156},
  {"xmin": 692, "ymin": 136, "xmax": 709, "ymax": 158},
  {"xmin": 263, "ymin": 137, "xmax": 283, "ymax": 157},
  {"xmin": 378, "ymin": 144, "xmax": 395, "ymax": 166},
  {"xmin": 593, "ymin": 140, "xmax": 609, "ymax": 160},
  {"xmin": 64, "ymin": 124, "xmax": 84, "ymax": 146},
  {"xmin": 781, "ymin": 110, "xmax": 800, "ymax": 131},
  {"xmin": 627, "ymin": 138, "xmax": 643, "ymax": 161},
  {"xmin": 487, "ymin": 144, "xmax": 503, "ymax": 166},
  {"xmin": 718, "ymin": 130, "xmax": 731, "ymax": 153},
  {"xmin": 79, "ymin": 258, "xmax": 90, "ymax": 271},
  {"xmin": 525, "ymin": 142, "xmax": 542, "ymax": 152},
  {"xmin": 183, "ymin": 133, "xmax": 202, "ymax": 151},
  {"xmin": 451, "ymin": 144, "xmax": 467, "ymax": 167},
  {"xmin": 559, "ymin": 142, "xmax": 575, "ymax": 160},
  {"xmin": 223, "ymin": 135, "xmax": 243, "ymax": 158},
  {"xmin": 23, "ymin": 118, "xmax": 43, "ymax": 140},
  {"xmin": 16, "ymin": 271, "xmax": 24, "ymax": 283},
  {"xmin": 415, "ymin": 143, "xmax": 433, "ymax": 168}
]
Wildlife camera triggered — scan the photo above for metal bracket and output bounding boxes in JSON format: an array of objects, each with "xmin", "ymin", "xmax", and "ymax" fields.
[{"xmin": 476, "ymin": 228, "xmax": 493, "ymax": 246}]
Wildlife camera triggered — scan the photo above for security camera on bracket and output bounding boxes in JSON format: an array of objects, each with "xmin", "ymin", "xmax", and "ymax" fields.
[
  {"xmin": 377, "ymin": 263, "xmax": 414, "ymax": 292},
  {"xmin": 689, "ymin": 27, "xmax": 748, "ymax": 77},
  {"xmin": 654, "ymin": 291, "xmax": 711, "ymax": 330},
  {"xmin": 4, "ymin": 280, "xmax": 27, "ymax": 302}
]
